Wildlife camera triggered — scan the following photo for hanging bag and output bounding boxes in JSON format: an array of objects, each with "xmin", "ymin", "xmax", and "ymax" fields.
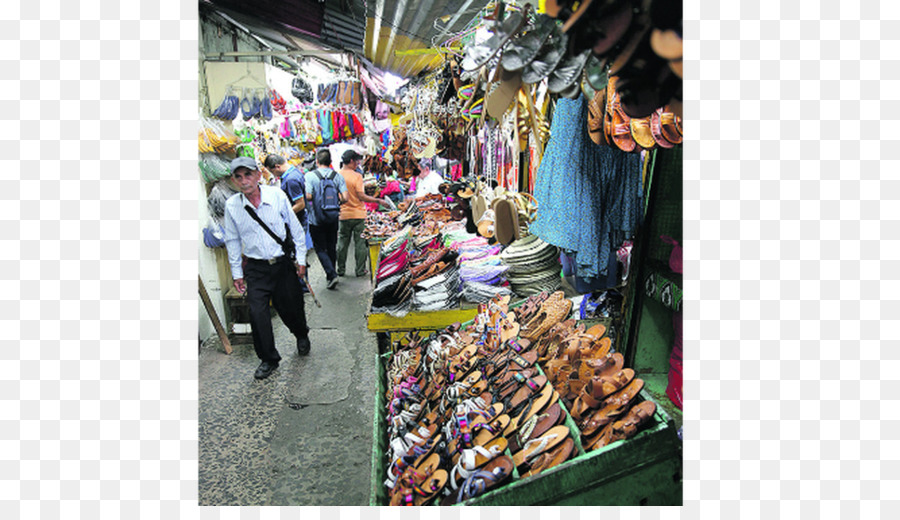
[{"xmin": 291, "ymin": 76, "xmax": 314, "ymax": 103}]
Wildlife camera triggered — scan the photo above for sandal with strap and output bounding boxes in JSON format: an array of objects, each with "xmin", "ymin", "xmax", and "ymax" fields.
[
  {"xmin": 511, "ymin": 424, "xmax": 570, "ymax": 468},
  {"xmin": 439, "ymin": 455, "xmax": 514, "ymax": 505},
  {"xmin": 570, "ymin": 368, "xmax": 635, "ymax": 421},
  {"xmin": 586, "ymin": 400, "xmax": 657, "ymax": 451},
  {"xmin": 579, "ymin": 377, "xmax": 644, "ymax": 436},
  {"xmin": 521, "ymin": 436, "xmax": 575, "ymax": 478}
]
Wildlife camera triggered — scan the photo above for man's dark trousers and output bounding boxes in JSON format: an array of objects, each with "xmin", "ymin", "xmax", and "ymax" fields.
[
  {"xmin": 244, "ymin": 257, "xmax": 309, "ymax": 363},
  {"xmin": 309, "ymin": 221, "xmax": 339, "ymax": 281}
]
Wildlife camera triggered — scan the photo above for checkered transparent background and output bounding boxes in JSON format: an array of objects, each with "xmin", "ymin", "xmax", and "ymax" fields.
[{"xmin": 0, "ymin": 0, "xmax": 897, "ymax": 517}]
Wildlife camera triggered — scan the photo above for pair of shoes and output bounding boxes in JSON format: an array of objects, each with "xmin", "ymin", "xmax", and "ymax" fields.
[
  {"xmin": 297, "ymin": 335, "xmax": 311, "ymax": 356},
  {"xmin": 356, "ymin": 271, "xmax": 368, "ymax": 277},
  {"xmin": 327, "ymin": 277, "xmax": 339, "ymax": 290},
  {"xmin": 254, "ymin": 360, "xmax": 279, "ymax": 380}
]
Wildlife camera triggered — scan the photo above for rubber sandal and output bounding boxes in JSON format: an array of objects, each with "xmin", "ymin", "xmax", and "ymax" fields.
[{"xmin": 511, "ymin": 424, "xmax": 570, "ymax": 468}]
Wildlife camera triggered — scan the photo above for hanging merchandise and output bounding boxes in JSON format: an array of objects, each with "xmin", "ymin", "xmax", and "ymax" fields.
[
  {"xmin": 211, "ymin": 86, "xmax": 241, "ymax": 120},
  {"xmin": 198, "ymin": 153, "xmax": 232, "ymax": 184},
  {"xmin": 292, "ymin": 75, "xmax": 315, "ymax": 103},
  {"xmin": 198, "ymin": 116, "xmax": 238, "ymax": 154},
  {"xmin": 529, "ymin": 96, "xmax": 643, "ymax": 281}
]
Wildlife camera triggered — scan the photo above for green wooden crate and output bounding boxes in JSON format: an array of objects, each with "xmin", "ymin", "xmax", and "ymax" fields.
[{"xmin": 368, "ymin": 317, "xmax": 682, "ymax": 506}]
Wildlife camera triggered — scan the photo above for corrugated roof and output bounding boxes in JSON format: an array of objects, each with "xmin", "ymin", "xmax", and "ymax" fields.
[{"xmin": 364, "ymin": 0, "xmax": 485, "ymax": 78}]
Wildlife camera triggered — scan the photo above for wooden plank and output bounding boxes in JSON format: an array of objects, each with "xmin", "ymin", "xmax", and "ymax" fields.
[
  {"xmin": 366, "ymin": 307, "xmax": 479, "ymax": 333},
  {"xmin": 199, "ymin": 275, "xmax": 233, "ymax": 354}
]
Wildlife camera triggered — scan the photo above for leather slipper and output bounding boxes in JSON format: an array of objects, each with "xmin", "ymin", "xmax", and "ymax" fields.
[
  {"xmin": 501, "ymin": 14, "xmax": 558, "ymax": 71},
  {"xmin": 522, "ymin": 29, "xmax": 569, "ymax": 84},
  {"xmin": 659, "ymin": 109, "xmax": 683, "ymax": 144},
  {"xmin": 650, "ymin": 108, "xmax": 675, "ymax": 148},
  {"xmin": 462, "ymin": 11, "xmax": 527, "ymax": 71},
  {"xmin": 630, "ymin": 117, "xmax": 657, "ymax": 149},
  {"xmin": 570, "ymin": 368, "xmax": 635, "ymax": 421},
  {"xmin": 486, "ymin": 67, "xmax": 522, "ymax": 119},
  {"xmin": 440, "ymin": 455, "xmax": 514, "ymax": 505},
  {"xmin": 588, "ymin": 400, "xmax": 657, "ymax": 451},
  {"xmin": 493, "ymin": 197, "xmax": 520, "ymax": 245},
  {"xmin": 508, "ymin": 400, "xmax": 563, "ymax": 453},
  {"xmin": 511, "ymin": 424, "xmax": 570, "ymax": 468},
  {"xmin": 548, "ymin": 49, "xmax": 591, "ymax": 93},
  {"xmin": 521, "ymin": 436, "xmax": 574, "ymax": 478}
]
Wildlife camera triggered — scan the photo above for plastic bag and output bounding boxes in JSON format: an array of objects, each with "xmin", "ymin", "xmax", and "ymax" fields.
[
  {"xmin": 199, "ymin": 116, "xmax": 238, "ymax": 154},
  {"xmin": 199, "ymin": 154, "xmax": 232, "ymax": 184},
  {"xmin": 207, "ymin": 179, "xmax": 238, "ymax": 222},
  {"xmin": 202, "ymin": 217, "xmax": 226, "ymax": 248}
]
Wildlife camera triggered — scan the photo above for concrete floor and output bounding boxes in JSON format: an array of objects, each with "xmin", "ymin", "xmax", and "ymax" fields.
[{"xmin": 199, "ymin": 248, "xmax": 379, "ymax": 506}]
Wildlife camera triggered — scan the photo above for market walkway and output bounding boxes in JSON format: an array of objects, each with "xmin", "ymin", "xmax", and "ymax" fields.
[{"xmin": 199, "ymin": 248, "xmax": 379, "ymax": 506}]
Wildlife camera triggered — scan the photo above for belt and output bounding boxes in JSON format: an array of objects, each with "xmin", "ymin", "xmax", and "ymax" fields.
[{"xmin": 248, "ymin": 255, "xmax": 287, "ymax": 265}]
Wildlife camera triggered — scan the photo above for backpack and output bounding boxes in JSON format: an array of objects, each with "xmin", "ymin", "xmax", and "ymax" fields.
[{"xmin": 312, "ymin": 168, "xmax": 341, "ymax": 224}]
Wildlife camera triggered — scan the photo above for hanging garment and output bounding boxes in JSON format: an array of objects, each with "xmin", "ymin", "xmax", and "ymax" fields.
[
  {"xmin": 529, "ymin": 96, "xmax": 642, "ymax": 279},
  {"xmin": 318, "ymin": 110, "xmax": 333, "ymax": 143}
]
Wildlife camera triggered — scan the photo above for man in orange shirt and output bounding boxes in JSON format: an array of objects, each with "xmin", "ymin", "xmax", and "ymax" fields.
[{"xmin": 337, "ymin": 150, "xmax": 390, "ymax": 277}]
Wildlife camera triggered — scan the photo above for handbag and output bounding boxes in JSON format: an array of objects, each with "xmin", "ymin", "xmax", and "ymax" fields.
[{"xmin": 243, "ymin": 205, "xmax": 296, "ymax": 262}]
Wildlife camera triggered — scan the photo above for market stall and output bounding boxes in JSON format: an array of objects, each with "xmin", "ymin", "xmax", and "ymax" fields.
[{"xmin": 198, "ymin": 0, "xmax": 683, "ymax": 507}]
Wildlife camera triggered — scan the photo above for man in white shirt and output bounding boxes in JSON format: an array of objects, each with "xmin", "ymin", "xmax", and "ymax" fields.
[
  {"xmin": 414, "ymin": 157, "xmax": 445, "ymax": 198},
  {"xmin": 223, "ymin": 157, "xmax": 311, "ymax": 380}
]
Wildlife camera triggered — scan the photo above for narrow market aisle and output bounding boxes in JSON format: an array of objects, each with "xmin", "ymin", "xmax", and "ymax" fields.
[{"xmin": 199, "ymin": 247, "xmax": 378, "ymax": 506}]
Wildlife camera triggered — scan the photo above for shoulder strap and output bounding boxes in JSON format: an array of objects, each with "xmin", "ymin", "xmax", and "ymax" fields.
[
  {"xmin": 243, "ymin": 204, "xmax": 289, "ymax": 246},
  {"xmin": 314, "ymin": 170, "xmax": 324, "ymax": 181}
]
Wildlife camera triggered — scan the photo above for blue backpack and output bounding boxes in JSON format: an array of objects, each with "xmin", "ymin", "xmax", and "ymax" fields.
[{"xmin": 312, "ymin": 168, "xmax": 341, "ymax": 224}]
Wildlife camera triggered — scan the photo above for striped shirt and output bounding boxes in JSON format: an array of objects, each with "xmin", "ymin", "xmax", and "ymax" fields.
[{"xmin": 223, "ymin": 185, "xmax": 307, "ymax": 280}]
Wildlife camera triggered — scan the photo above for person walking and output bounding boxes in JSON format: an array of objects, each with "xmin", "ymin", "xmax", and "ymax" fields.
[
  {"xmin": 336, "ymin": 149, "xmax": 390, "ymax": 277},
  {"xmin": 222, "ymin": 157, "xmax": 311, "ymax": 380},
  {"xmin": 305, "ymin": 148, "xmax": 348, "ymax": 289}
]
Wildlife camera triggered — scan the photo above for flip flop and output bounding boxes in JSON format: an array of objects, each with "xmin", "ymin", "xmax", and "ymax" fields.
[{"xmin": 511, "ymin": 424, "xmax": 570, "ymax": 468}]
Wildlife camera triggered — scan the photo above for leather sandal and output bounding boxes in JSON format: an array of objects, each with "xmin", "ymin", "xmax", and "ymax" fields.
[
  {"xmin": 587, "ymin": 400, "xmax": 657, "ymax": 451},
  {"xmin": 461, "ymin": 10, "xmax": 527, "ymax": 71},
  {"xmin": 521, "ymin": 436, "xmax": 574, "ymax": 478},
  {"xmin": 511, "ymin": 424, "xmax": 570, "ymax": 468},
  {"xmin": 570, "ymin": 368, "xmax": 635, "ymax": 421}
]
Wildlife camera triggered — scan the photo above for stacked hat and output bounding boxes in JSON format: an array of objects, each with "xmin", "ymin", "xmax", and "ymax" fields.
[{"xmin": 500, "ymin": 234, "xmax": 562, "ymax": 297}]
